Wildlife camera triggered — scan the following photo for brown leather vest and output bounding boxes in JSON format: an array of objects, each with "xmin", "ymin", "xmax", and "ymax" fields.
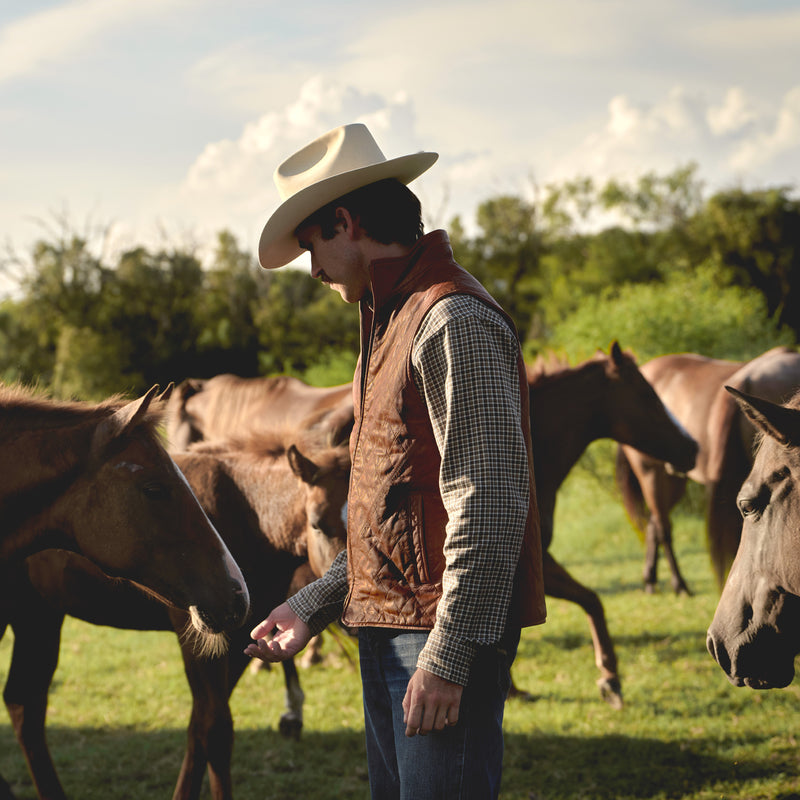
[{"xmin": 341, "ymin": 230, "xmax": 546, "ymax": 631}]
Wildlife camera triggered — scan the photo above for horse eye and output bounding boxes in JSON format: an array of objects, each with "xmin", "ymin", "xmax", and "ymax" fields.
[
  {"xmin": 142, "ymin": 482, "xmax": 169, "ymax": 500},
  {"xmin": 738, "ymin": 488, "xmax": 768, "ymax": 519}
]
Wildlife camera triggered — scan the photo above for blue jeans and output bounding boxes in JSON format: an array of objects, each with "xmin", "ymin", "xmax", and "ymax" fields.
[{"xmin": 358, "ymin": 627, "xmax": 519, "ymax": 800}]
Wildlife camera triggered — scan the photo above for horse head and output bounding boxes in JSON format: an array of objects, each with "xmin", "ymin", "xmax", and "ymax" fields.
[
  {"xmin": 287, "ymin": 440, "xmax": 350, "ymax": 578},
  {"xmin": 73, "ymin": 385, "xmax": 249, "ymax": 635},
  {"xmin": 604, "ymin": 341, "xmax": 698, "ymax": 474},
  {"xmin": 707, "ymin": 386, "xmax": 800, "ymax": 689}
]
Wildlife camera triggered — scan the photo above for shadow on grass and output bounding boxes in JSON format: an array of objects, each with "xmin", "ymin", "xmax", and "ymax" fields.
[
  {"xmin": 2, "ymin": 724, "xmax": 796, "ymax": 800},
  {"xmin": 503, "ymin": 731, "xmax": 793, "ymax": 800}
]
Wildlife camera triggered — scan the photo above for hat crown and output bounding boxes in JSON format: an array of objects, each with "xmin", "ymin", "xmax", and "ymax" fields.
[{"xmin": 274, "ymin": 123, "xmax": 387, "ymax": 201}]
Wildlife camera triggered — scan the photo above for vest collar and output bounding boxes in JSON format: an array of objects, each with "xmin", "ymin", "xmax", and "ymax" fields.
[{"xmin": 364, "ymin": 230, "xmax": 454, "ymax": 315}]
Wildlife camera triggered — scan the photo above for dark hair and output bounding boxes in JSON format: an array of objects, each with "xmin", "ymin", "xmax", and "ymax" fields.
[{"xmin": 295, "ymin": 178, "xmax": 424, "ymax": 246}]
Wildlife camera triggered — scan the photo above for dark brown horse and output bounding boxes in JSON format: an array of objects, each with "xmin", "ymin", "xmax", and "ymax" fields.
[
  {"xmin": 707, "ymin": 387, "xmax": 800, "ymax": 689},
  {"xmin": 2, "ymin": 428, "xmax": 350, "ymax": 800},
  {"xmin": 0, "ymin": 382, "xmax": 248, "ymax": 632},
  {"xmin": 527, "ymin": 342, "xmax": 698, "ymax": 707},
  {"xmin": 616, "ymin": 346, "xmax": 800, "ymax": 594},
  {"xmin": 165, "ymin": 374, "xmax": 354, "ymax": 451}
]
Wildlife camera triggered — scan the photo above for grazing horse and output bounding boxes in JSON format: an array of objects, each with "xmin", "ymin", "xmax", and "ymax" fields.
[
  {"xmin": 527, "ymin": 342, "xmax": 698, "ymax": 707},
  {"xmin": 0, "ymin": 383, "xmax": 248, "ymax": 632},
  {"xmin": 1, "ymin": 428, "xmax": 350, "ymax": 800},
  {"xmin": 707, "ymin": 387, "xmax": 800, "ymax": 689},
  {"xmin": 165, "ymin": 374, "xmax": 354, "ymax": 451},
  {"xmin": 616, "ymin": 346, "xmax": 800, "ymax": 594}
]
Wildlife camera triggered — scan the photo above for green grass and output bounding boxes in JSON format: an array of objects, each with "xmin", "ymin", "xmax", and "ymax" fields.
[{"xmin": 2, "ymin": 454, "xmax": 800, "ymax": 799}]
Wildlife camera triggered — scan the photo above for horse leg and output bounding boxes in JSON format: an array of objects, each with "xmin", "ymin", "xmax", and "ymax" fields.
[
  {"xmin": 299, "ymin": 634, "xmax": 323, "ymax": 668},
  {"xmin": 543, "ymin": 552, "xmax": 623, "ymax": 709},
  {"xmin": 640, "ymin": 470, "xmax": 690, "ymax": 595},
  {"xmin": 3, "ymin": 606, "xmax": 68, "ymax": 800},
  {"xmin": 278, "ymin": 659, "xmax": 304, "ymax": 740},
  {"xmin": 171, "ymin": 624, "xmax": 237, "ymax": 800}
]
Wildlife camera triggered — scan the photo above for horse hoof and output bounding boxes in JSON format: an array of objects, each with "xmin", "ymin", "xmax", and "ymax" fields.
[
  {"xmin": 597, "ymin": 677, "xmax": 623, "ymax": 709},
  {"xmin": 279, "ymin": 714, "xmax": 303, "ymax": 740},
  {"xmin": 675, "ymin": 584, "xmax": 693, "ymax": 597},
  {"xmin": 644, "ymin": 583, "xmax": 656, "ymax": 595}
]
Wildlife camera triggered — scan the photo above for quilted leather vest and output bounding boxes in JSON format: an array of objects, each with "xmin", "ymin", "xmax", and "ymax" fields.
[{"xmin": 341, "ymin": 230, "xmax": 546, "ymax": 631}]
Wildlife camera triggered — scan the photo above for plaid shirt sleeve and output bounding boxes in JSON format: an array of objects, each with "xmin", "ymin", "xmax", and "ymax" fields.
[
  {"xmin": 286, "ymin": 549, "xmax": 349, "ymax": 637},
  {"xmin": 412, "ymin": 295, "xmax": 530, "ymax": 686}
]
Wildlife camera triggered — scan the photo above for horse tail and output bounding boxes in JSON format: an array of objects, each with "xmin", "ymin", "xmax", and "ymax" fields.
[{"xmin": 615, "ymin": 446, "xmax": 648, "ymax": 541}]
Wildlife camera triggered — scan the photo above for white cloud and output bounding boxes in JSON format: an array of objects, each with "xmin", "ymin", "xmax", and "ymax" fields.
[
  {"xmin": 149, "ymin": 78, "xmax": 433, "ymax": 261},
  {"xmin": 729, "ymin": 87, "xmax": 800, "ymax": 175},
  {"xmin": 707, "ymin": 88, "xmax": 759, "ymax": 137},
  {"xmin": 546, "ymin": 85, "xmax": 800, "ymax": 191},
  {"xmin": 0, "ymin": 0, "xmax": 190, "ymax": 83}
]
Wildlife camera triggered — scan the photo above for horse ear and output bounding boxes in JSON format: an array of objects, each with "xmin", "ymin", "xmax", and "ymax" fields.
[
  {"xmin": 287, "ymin": 444, "xmax": 321, "ymax": 485},
  {"xmin": 726, "ymin": 385, "xmax": 800, "ymax": 446},
  {"xmin": 156, "ymin": 383, "xmax": 174, "ymax": 403},
  {"xmin": 610, "ymin": 341, "xmax": 624, "ymax": 366},
  {"xmin": 92, "ymin": 385, "xmax": 161, "ymax": 452}
]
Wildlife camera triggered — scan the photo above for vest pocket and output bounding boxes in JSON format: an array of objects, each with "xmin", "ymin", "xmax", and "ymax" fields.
[{"xmin": 409, "ymin": 492, "xmax": 430, "ymax": 585}]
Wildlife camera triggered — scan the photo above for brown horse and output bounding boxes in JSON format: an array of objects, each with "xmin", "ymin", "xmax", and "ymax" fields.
[
  {"xmin": 615, "ymin": 352, "xmax": 742, "ymax": 595},
  {"xmin": 528, "ymin": 342, "xmax": 697, "ymax": 707},
  {"xmin": 165, "ymin": 374, "xmax": 354, "ymax": 451},
  {"xmin": 0, "ymin": 383, "xmax": 248, "ymax": 632},
  {"xmin": 1, "ymin": 428, "xmax": 350, "ymax": 800},
  {"xmin": 616, "ymin": 346, "xmax": 800, "ymax": 594},
  {"xmin": 707, "ymin": 387, "xmax": 800, "ymax": 689}
]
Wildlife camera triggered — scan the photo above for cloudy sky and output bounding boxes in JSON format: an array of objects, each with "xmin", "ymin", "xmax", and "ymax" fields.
[{"xmin": 2, "ymin": 0, "xmax": 800, "ymax": 269}]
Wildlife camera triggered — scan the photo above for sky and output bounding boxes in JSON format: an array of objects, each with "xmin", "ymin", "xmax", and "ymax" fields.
[{"xmin": 2, "ymin": 0, "xmax": 800, "ymax": 273}]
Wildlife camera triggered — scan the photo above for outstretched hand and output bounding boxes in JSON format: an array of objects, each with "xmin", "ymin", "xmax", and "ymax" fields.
[
  {"xmin": 244, "ymin": 602, "xmax": 312, "ymax": 663},
  {"xmin": 402, "ymin": 668, "xmax": 463, "ymax": 737}
]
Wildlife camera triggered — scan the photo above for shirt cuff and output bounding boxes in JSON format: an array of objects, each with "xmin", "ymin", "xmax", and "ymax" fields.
[{"xmin": 416, "ymin": 627, "xmax": 477, "ymax": 686}]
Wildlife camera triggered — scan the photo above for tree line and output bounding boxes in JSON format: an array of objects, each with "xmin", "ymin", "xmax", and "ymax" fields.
[{"xmin": 1, "ymin": 163, "xmax": 797, "ymax": 400}]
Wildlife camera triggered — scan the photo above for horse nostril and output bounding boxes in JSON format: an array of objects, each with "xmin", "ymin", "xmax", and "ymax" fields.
[
  {"xmin": 707, "ymin": 632, "xmax": 732, "ymax": 675},
  {"xmin": 229, "ymin": 587, "xmax": 250, "ymax": 627}
]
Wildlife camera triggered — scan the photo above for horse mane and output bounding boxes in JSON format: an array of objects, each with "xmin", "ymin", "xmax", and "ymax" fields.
[
  {"xmin": 527, "ymin": 347, "xmax": 635, "ymax": 387},
  {"xmin": 188, "ymin": 424, "xmax": 344, "ymax": 464},
  {"xmin": 0, "ymin": 384, "xmax": 165, "ymax": 434}
]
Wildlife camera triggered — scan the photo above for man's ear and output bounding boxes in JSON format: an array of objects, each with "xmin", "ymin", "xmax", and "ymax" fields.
[{"xmin": 335, "ymin": 207, "xmax": 359, "ymax": 239}]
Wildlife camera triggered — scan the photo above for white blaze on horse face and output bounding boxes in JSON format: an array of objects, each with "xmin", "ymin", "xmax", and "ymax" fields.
[
  {"xmin": 170, "ymin": 459, "xmax": 250, "ymax": 610},
  {"xmin": 114, "ymin": 461, "xmax": 144, "ymax": 473}
]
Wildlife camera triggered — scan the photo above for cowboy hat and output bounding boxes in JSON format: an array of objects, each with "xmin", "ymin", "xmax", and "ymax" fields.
[{"xmin": 258, "ymin": 123, "xmax": 438, "ymax": 269}]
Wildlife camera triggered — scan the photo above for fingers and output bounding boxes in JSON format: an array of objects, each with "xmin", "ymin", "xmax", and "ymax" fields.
[
  {"xmin": 249, "ymin": 614, "xmax": 277, "ymax": 641},
  {"xmin": 402, "ymin": 668, "xmax": 462, "ymax": 737}
]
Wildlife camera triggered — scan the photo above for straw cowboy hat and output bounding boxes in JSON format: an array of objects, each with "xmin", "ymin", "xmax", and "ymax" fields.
[{"xmin": 258, "ymin": 123, "xmax": 438, "ymax": 269}]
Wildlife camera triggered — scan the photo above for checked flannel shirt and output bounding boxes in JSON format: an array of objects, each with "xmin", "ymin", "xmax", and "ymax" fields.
[{"xmin": 287, "ymin": 293, "xmax": 530, "ymax": 686}]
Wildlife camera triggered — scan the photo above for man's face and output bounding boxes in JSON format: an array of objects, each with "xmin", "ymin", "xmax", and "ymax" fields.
[{"xmin": 296, "ymin": 221, "xmax": 369, "ymax": 304}]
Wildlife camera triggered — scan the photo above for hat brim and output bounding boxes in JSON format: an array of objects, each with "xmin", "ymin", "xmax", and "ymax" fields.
[{"xmin": 258, "ymin": 151, "xmax": 438, "ymax": 269}]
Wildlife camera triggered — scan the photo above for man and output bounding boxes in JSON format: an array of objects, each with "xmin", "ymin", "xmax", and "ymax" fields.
[{"xmin": 245, "ymin": 123, "xmax": 546, "ymax": 799}]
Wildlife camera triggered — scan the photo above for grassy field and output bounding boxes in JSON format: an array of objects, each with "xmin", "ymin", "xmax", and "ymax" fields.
[{"xmin": 2, "ymin": 449, "xmax": 799, "ymax": 799}]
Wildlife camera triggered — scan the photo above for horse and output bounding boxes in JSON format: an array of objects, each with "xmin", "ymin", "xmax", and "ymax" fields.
[
  {"xmin": 1, "ymin": 427, "xmax": 350, "ymax": 800},
  {"xmin": 616, "ymin": 346, "xmax": 800, "ymax": 594},
  {"xmin": 0, "ymin": 382, "xmax": 248, "ymax": 633},
  {"xmin": 704, "ymin": 347, "xmax": 800, "ymax": 585},
  {"xmin": 526, "ymin": 342, "xmax": 698, "ymax": 707},
  {"xmin": 164, "ymin": 374, "xmax": 354, "ymax": 451},
  {"xmin": 706, "ymin": 387, "xmax": 800, "ymax": 690}
]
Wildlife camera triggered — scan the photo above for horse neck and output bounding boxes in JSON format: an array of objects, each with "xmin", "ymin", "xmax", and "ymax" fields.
[
  {"xmin": 0, "ymin": 421, "xmax": 97, "ymax": 561},
  {"xmin": 531, "ymin": 360, "xmax": 608, "ymax": 492},
  {"xmin": 225, "ymin": 453, "xmax": 308, "ymax": 557}
]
